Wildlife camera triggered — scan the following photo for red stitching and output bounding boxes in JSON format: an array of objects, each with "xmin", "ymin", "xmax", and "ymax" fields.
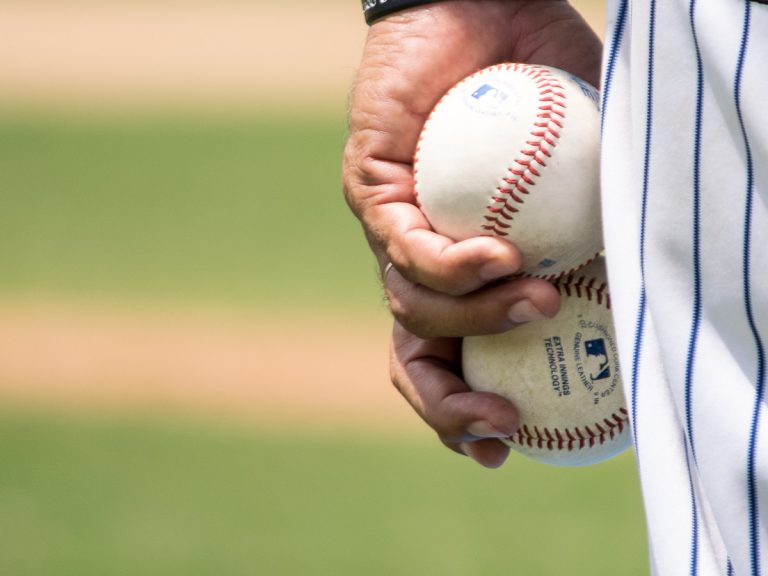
[
  {"xmin": 412, "ymin": 63, "xmax": 575, "ymax": 251},
  {"xmin": 509, "ymin": 408, "xmax": 629, "ymax": 452},
  {"xmin": 517, "ymin": 251, "xmax": 602, "ymax": 283},
  {"xmin": 548, "ymin": 258, "xmax": 611, "ymax": 309},
  {"xmin": 482, "ymin": 226, "xmax": 509, "ymax": 236},
  {"xmin": 483, "ymin": 65, "xmax": 566, "ymax": 229}
]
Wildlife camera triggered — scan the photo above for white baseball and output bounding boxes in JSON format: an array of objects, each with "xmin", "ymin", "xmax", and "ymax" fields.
[
  {"xmin": 462, "ymin": 258, "xmax": 630, "ymax": 466},
  {"xmin": 414, "ymin": 63, "xmax": 603, "ymax": 279}
]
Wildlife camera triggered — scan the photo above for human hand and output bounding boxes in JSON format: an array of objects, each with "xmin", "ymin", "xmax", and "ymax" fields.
[
  {"xmin": 344, "ymin": 0, "xmax": 602, "ymax": 466},
  {"xmin": 390, "ymin": 321, "xmax": 523, "ymax": 468},
  {"xmin": 344, "ymin": 0, "xmax": 601, "ymax": 336}
]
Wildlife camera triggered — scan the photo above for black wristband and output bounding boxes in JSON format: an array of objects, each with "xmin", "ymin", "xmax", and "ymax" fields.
[{"xmin": 362, "ymin": 0, "xmax": 442, "ymax": 25}]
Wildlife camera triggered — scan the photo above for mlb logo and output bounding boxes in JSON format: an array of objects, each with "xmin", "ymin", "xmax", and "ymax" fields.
[
  {"xmin": 470, "ymin": 83, "xmax": 508, "ymax": 109},
  {"xmin": 585, "ymin": 339, "xmax": 611, "ymax": 382}
]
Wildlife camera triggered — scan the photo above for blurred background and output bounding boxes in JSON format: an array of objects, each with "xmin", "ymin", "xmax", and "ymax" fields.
[{"xmin": 0, "ymin": 1, "xmax": 648, "ymax": 575}]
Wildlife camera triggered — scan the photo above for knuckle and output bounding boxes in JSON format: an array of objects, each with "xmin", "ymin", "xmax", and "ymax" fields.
[
  {"xmin": 393, "ymin": 316, "xmax": 439, "ymax": 340},
  {"xmin": 388, "ymin": 367, "xmax": 403, "ymax": 395},
  {"xmin": 385, "ymin": 242, "xmax": 411, "ymax": 277},
  {"xmin": 399, "ymin": 243, "xmax": 476, "ymax": 297},
  {"xmin": 388, "ymin": 250, "xmax": 429, "ymax": 304},
  {"xmin": 388, "ymin": 348, "xmax": 409, "ymax": 397},
  {"xmin": 388, "ymin": 289, "xmax": 452, "ymax": 339},
  {"xmin": 342, "ymin": 170, "xmax": 368, "ymax": 219},
  {"xmin": 389, "ymin": 296, "xmax": 425, "ymax": 336},
  {"xmin": 341, "ymin": 136, "xmax": 383, "ymax": 216},
  {"xmin": 420, "ymin": 405, "xmax": 448, "ymax": 436},
  {"xmin": 392, "ymin": 307, "xmax": 439, "ymax": 339},
  {"xmin": 431, "ymin": 420, "xmax": 465, "ymax": 445}
]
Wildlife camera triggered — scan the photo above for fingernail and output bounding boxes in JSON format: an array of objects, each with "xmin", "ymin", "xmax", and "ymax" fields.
[
  {"xmin": 507, "ymin": 299, "xmax": 548, "ymax": 324},
  {"xmin": 480, "ymin": 259, "xmax": 518, "ymax": 281},
  {"xmin": 468, "ymin": 421, "xmax": 509, "ymax": 439}
]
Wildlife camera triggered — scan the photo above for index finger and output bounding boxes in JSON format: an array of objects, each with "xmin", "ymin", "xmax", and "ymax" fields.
[{"xmin": 344, "ymin": 149, "xmax": 523, "ymax": 295}]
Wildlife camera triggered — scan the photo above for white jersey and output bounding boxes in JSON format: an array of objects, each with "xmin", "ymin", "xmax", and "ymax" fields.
[{"xmin": 600, "ymin": 0, "xmax": 768, "ymax": 574}]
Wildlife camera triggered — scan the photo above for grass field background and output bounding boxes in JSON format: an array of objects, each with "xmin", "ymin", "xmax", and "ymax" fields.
[
  {"xmin": 0, "ymin": 114, "xmax": 650, "ymax": 574},
  {"xmin": 0, "ymin": 410, "xmax": 646, "ymax": 576},
  {"xmin": 0, "ymin": 1, "xmax": 650, "ymax": 575},
  {"xmin": 0, "ymin": 114, "xmax": 375, "ymax": 308}
]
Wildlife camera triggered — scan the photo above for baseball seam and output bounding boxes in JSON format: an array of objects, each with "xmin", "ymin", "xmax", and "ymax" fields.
[
  {"xmin": 413, "ymin": 64, "xmax": 598, "ymax": 283},
  {"xmin": 520, "ymin": 251, "xmax": 602, "ymax": 283},
  {"xmin": 551, "ymin": 265, "xmax": 611, "ymax": 310},
  {"xmin": 482, "ymin": 64, "xmax": 566, "ymax": 237},
  {"xmin": 508, "ymin": 408, "xmax": 629, "ymax": 452}
]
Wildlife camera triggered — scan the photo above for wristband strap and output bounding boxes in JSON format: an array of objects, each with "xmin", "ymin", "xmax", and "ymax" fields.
[{"xmin": 362, "ymin": 0, "xmax": 442, "ymax": 25}]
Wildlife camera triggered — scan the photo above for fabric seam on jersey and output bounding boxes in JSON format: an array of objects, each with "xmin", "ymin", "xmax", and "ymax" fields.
[
  {"xmin": 630, "ymin": 0, "xmax": 659, "ymax": 464},
  {"xmin": 734, "ymin": 3, "xmax": 766, "ymax": 575},
  {"xmin": 600, "ymin": 0, "xmax": 634, "ymax": 451},
  {"xmin": 685, "ymin": 0, "xmax": 704, "ymax": 466},
  {"xmin": 685, "ymin": 0, "xmax": 705, "ymax": 572}
]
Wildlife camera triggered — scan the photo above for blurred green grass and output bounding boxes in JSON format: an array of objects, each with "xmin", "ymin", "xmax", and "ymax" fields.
[
  {"xmin": 0, "ymin": 410, "xmax": 647, "ymax": 576},
  {"xmin": 0, "ymin": 109, "xmax": 647, "ymax": 574},
  {"xmin": 0, "ymin": 114, "xmax": 378, "ymax": 310}
]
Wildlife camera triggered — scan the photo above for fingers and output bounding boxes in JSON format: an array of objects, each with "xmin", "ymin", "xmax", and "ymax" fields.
[
  {"xmin": 390, "ymin": 323, "xmax": 519, "ymax": 468},
  {"xmin": 385, "ymin": 268, "xmax": 561, "ymax": 338},
  {"xmin": 376, "ymin": 204, "xmax": 524, "ymax": 295},
  {"xmin": 345, "ymin": 140, "xmax": 524, "ymax": 296},
  {"xmin": 342, "ymin": 4, "xmax": 533, "ymax": 296},
  {"xmin": 344, "ymin": 0, "xmax": 603, "ymax": 300},
  {"xmin": 346, "ymin": 0, "xmax": 602, "ymax": 471},
  {"xmin": 454, "ymin": 439, "xmax": 511, "ymax": 470}
]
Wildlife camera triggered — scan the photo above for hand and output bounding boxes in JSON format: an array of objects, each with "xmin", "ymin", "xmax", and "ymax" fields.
[
  {"xmin": 344, "ymin": 0, "xmax": 602, "ymax": 466},
  {"xmin": 390, "ymin": 321, "xmax": 522, "ymax": 468}
]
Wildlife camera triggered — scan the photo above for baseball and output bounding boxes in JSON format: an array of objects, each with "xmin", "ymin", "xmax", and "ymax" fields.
[
  {"xmin": 414, "ymin": 63, "xmax": 603, "ymax": 279},
  {"xmin": 462, "ymin": 257, "xmax": 630, "ymax": 466}
]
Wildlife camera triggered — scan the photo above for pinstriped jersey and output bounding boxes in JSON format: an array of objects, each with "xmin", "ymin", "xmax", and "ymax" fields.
[{"xmin": 600, "ymin": 0, "xmax": 768, "ymax": 574}]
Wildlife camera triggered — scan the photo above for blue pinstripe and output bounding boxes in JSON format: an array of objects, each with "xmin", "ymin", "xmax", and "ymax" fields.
[
  {"xmin": 685, "ymin": 0, "xmax": 703, "ymax": 465},
  {"xmin": 629, "ymin": 0, "xmax": 658, "ymax": 462},
  {"xmin": 598, "ymin": 0, "xmax": 636, "ymax": 448},
  {"xmin": 600, "ymin": 0, "xmax": 629, "ymax": 135},
  {"xmin": 684, "ymin": 435, "xmax": 700, "ymax": 576},
  {"xmin": 734, "ymin": 2, "xmax": 766, "ymax": 575},
  {"xmin": 631, "ymin": 291, "xmax": 647, "ymax": 456},
  {"xmin": 683, "ymin": 1, "xmax": 704, "ymax": 573}
]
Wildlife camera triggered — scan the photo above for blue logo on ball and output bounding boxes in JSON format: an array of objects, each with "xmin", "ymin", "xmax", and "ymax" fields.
[
  {"xmin": 585, "ymin": 339, "xmax": 611, "ymax": 382},
  {"xmin": 470, "ymin": 84, "xmax": 508, "ymax": 108}
]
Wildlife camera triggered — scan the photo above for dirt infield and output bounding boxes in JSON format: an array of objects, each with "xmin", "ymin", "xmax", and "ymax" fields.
[
  {"xmin": 0, "ymin": 301, "xmax": 422, "ymax": 431},
  {"xmin": 0, "ymin": 2, "xmax": 366, "ymax": 112}
]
